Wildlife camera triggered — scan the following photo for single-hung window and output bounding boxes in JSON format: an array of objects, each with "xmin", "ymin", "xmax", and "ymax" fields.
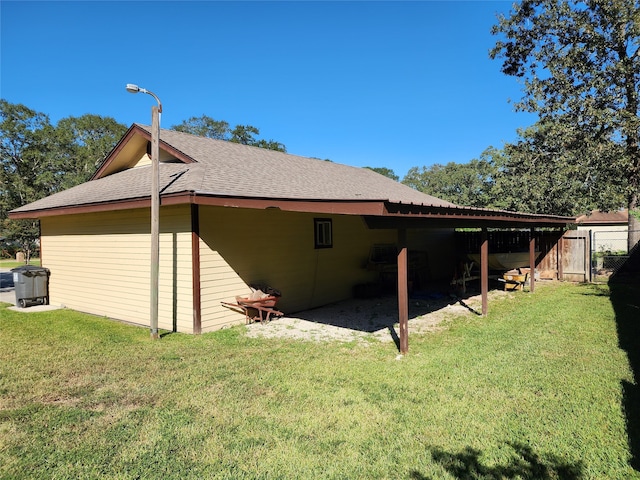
[{"xmin": 314, "ymin": 218, "xmax": 332, "ymax": 249}]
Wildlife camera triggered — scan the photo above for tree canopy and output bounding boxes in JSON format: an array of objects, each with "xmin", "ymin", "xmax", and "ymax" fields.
[
  {"xmin": 171, "ymin": 115, "xmax": 229, "ymax": 140},
  {"xmin": 365, "ymin": 167, "xmax": 399, "ymax": 181},
  {"xmin": 0, "ymin": 101, "xmax": 128, "ymax": 258},
  {"xmin": 492, "ymin": 120, "xmax": 626, "ymax": 216},
  {"xmin": 171, "ymin": 115, "xmax": 286, "ymax": 152},
  {"xmin": 0, "ymin": 101, "xmax": 51, "ymax": 259},
  {"xmin": 490, "ymin": 0, "xmax": 640, "ymax": 246},
  {"xmin": 400, "ymin": 122, "xmax": 627, "ymax": 217},
  {"xmin": 403, "ymin": 154, "xmax": 499, "ymax": 208}
]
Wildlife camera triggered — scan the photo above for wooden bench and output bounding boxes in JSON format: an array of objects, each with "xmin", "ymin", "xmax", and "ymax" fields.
[{"xmin": 499, "ymin": 272, "xmax": 529, "ymax": 291}]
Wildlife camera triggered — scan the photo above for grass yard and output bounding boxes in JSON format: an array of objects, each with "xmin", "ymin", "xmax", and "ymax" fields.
[
  {"xmin": 0, "ymin": 258, "xmax": 41, "ymax": 269},
  {"xmin": 1, "ymin": 281, "xmax": 639, "ymax": 479}
]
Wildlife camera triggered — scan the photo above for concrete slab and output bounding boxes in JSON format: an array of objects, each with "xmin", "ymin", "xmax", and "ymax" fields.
[
  {"xmin": 0, "ymin": 290, "xmax": 16, "ymax": 305},
  {"xmin": 6, "ymin": 304, "xmax": 62, "ymax": 313}
]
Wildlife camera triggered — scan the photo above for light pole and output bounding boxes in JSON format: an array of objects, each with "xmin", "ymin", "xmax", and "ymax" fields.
[{"xmin": 126, "ymin": 83, "xmax": 162, "ymax": 339}]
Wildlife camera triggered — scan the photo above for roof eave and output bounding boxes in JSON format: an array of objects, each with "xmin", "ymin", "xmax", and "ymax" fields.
[
  {"xmin": 9, "ymin": 192, "xmax": 575, "ymax": 229},
  {"xmin": 9, "ymin": 197, "xmax": 155, "ymax": 219},
  {"xmin": 394, "ymin": 202, "xmax": 572, "ymax": 221}
]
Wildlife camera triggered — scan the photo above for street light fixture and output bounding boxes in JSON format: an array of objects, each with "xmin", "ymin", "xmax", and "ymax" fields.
[{"xmin": 126, "ymin": 83, "xmax": 162, "ymax": 339}]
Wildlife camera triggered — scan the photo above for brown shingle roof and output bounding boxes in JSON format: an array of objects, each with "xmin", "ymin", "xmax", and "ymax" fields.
[
  {"xmin": 10, "ymin": 124, "xmax": 575, "ymax": 227},
  {"xmin": 575, "ymin": 209, "xmax": 628, "ymax": 225},
  {"xmin": 150, "ymin": 126, "xmax": 456, "ymax": 206},
  {"xmin": 10, "ymin": 163, "xmax": 205, "ymax": 213},
  {"xmin": 12, "ymin": 124, "xmax": 456, "ymax": 214}
]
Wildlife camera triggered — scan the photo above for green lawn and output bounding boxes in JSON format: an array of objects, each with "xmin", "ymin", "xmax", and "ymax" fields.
[
  {"xmin": 0, "ymin": 257, "xmax": 41, "ymax": 269},
  {"xmin": 1, "ymin": 281, "xmax": 638, "ymax": 479}
]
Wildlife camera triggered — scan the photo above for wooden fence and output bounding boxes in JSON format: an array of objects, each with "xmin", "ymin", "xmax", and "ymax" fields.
[{"xmin": 454, "ymin": 230, "xmax": 589, "ymax": 282}]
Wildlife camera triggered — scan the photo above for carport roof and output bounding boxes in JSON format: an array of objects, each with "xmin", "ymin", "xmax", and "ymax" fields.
[{"xmin": 10, "ymin": 124, "xmax": 574, "ymax": 228}]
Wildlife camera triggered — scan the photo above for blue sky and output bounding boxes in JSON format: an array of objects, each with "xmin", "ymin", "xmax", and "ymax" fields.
[{"xmin": 1, "ymin": 1, "xmax": 535, "ymax": 179}]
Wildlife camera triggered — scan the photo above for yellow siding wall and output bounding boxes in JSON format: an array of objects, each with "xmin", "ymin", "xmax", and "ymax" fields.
[
  {"xmin": 198, "ymin": 235, "xmax": 250, "ymax": 332},
  {"xmin": 40, "ymin": 205, "xmax": 194, "ymax": 333},
  {"xmin": 132, "ymin": 152, "xmax": 151, "ymax": 168},
  {"xmin": 198, "ymin": 206, "xmax": 396, "ymax": 329},
  {"xmin": 132, "ymin": 151, "xmax": 178, "ymax": 168},
  {"xmin": 39, "ymin": 202, "xmax": 453, "ymax": 334}
]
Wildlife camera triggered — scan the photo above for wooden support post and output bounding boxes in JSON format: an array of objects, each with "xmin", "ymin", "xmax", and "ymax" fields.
[
  {"xmin": 558, "ymin": 234, "xmax": 564, "ymax": 281},
  {"xmin": 191, "ymin": 203, "xmax": 202, "ymax": 334},
  {"xmin": 481, "ymin": 228, "xmax": 489, "ymax": 316},
  {"xmin": 529, "ymin": 228, "xmax": 536, "ymax": 293},
  {"xmin": 398, "ymin": 229, "xmax": 409, "ymax": 354}
]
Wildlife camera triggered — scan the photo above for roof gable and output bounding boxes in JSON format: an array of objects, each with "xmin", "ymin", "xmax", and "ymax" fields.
[{"xmin": 92, "ymin": 124, "xmax": 196, "ymax": 179}]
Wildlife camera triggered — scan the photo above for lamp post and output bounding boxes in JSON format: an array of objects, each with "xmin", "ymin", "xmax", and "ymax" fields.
[{"xmin": 126, "ymin": 83, "xmax": 162, "ymax": 339}]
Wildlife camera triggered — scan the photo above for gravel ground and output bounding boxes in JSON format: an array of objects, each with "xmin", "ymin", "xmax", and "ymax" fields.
[{"xmin": 245, "ymin": 290, "xmax": 512, "ymax": 344}]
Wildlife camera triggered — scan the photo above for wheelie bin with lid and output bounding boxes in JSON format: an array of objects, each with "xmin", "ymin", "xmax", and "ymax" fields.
[{"xmin": 11, "ymin": 266, "xmax": 50, "ymax": 308}]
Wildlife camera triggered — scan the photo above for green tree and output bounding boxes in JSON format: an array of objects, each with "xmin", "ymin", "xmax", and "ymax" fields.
[
  {"xmin": 171, "ymin": 115, "xmax": 229, "ymax": 139},
  {"xmin": 490, "ymin": 0, "xmax": 640, "ymax": 248},
  {"xmin": 230, "ymin": 125, "xmax": 286, "ymax": 152},
  {"xmin": 492, "ymin": 121, "xmax": 626, "ymax": 216},
  {"xmin": 252, "ymin": 139, "xmax": 287, "ymax": 152},
  {"xmin": 0, "ymin": 100, "xmax": 54, "ymax": 260},
  {"xmin": 0, "ymin": 101, "xmax": 50, "ymax": 214},
  {"xmin": 365, "ymin": 167, "xmax": 399, "ymax": 181},
  {"xmin": 229, "ymin": 124, "xmax": 259, "ymax": 145},
  {"xmin": 0, "ymin": 101, "xmax": 126, "ymax": 260},
  {"xmin": 171, "ymin": 115, "xmax": 286, "ymax": 152},
  {"xmin": 54, "ymin": 115, "xmax": 127, "ymax": 189},
  {"xmin": 402, "ymin": 152, "xmax": 499, "ymax": 208}
]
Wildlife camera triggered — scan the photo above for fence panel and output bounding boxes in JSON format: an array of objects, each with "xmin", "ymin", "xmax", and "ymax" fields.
[
  {"xmin": 536, "ymin": 231, "xmax": 563, "ymax": 279},
  {"xmin": 561, "ymin": 231, "xmax": 590, "ymax": 282},
  {"xmin": 591, "ymin": 230, "xmax": 639, "ymax": 282}
]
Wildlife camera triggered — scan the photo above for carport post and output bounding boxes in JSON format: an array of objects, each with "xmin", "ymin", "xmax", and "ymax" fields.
[
  {"xmin": 398, "ymin": 228, "xmax": 409, "ymax": 354},
  {"xmin": 481, "ymin": 228, "xmax": 488, "ymax": 316},
  {"xmin": 529, "ymin": 228, "xmax": 536, "ymax": 293},
  {"xmin": 558, "ymin": 234, "xmax": 564, "ymax": 280}
]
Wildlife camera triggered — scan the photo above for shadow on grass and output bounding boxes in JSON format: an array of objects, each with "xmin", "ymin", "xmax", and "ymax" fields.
[
  {"xmin": 609, "ymin": 274, "xmax": 640, "ymax": 471},
  {"xmin": 411, "ymin": 442, "xmax": 583, "ymax": 479}
]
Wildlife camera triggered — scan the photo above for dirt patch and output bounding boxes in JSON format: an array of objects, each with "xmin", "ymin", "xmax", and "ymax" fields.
[{"xmin": 244, "ymin": 290, "xmax": 512, "ymax": 344}]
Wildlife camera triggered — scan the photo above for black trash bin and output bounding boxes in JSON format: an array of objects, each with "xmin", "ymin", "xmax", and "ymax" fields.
[{"xmin": 11, "ymin": 266, "xmax": 50, "ymax": 308}]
